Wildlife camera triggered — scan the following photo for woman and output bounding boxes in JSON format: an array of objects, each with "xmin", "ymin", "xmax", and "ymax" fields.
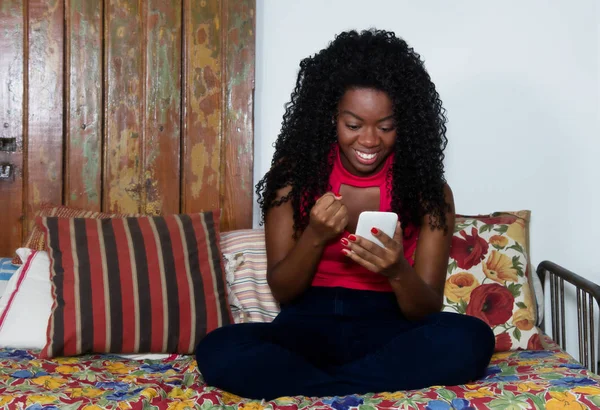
[{"xmin": 195, "ymin": 29, "xmax": 495, "ymax": 400}]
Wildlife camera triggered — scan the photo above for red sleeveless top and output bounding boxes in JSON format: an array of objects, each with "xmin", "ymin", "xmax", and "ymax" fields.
[{"xmin": 311, "ymin": 146, "xmax": 420, "ymax": 292}]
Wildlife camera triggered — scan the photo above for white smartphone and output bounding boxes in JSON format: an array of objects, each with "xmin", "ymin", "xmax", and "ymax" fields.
[{"xmin": 355, "ymin": 211, "xmax": 399, "ymax": 248}]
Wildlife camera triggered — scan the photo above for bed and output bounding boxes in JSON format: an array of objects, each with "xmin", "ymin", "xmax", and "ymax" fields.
[
  {"xmin": 2, "ymin": 1, "xmax": 600, "ymax": 409},
  {"xmin": 0, "ymin": 281, "xmax": 599, "ymax": 410},
  {"xmin": 1, "ymin": 231, "xmax": 600, "ymax": 410},
  {"xmin": 0, "ymin": 337, "xmax": 598, "ymax": 410}
]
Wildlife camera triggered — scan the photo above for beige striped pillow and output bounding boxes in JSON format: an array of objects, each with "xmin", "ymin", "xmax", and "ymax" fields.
[{"xmin": 220, "ymin": 229, "xmax": 280, "ymax": 323}]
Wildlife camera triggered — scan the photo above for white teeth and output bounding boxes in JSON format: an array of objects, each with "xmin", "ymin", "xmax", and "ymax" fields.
[{"xmin": 356, "ymin": 150, "xmax": 376, "ymax": 160}]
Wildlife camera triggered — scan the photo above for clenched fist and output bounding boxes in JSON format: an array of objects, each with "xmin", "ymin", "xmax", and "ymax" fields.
[{"xmin": 308, "ymin": 192, "xmax": 348, "ymax": 245}]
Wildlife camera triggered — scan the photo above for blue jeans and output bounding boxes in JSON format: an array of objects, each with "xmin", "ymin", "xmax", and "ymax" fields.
[{"xmin": 195, "ymin": 286, "xmax": 495, "ymax": 400}]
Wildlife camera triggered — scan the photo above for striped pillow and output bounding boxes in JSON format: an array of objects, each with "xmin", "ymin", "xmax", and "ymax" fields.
[
  {"xmin": 220, "ymin": 229, "xmax": 280, "ymax": 323},
  {"xmin": 12, "ymin": 204, "xmax": 138, "ymax": 265},
  {"xmin": 38, "ymin": 211, "xmax": 231, "ymax": 358}
]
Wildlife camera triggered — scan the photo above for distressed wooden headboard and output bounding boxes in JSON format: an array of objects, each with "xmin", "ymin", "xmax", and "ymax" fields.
[{"xmin": 0, "ymin": 0, "xmax": 255, "ymax": 257}]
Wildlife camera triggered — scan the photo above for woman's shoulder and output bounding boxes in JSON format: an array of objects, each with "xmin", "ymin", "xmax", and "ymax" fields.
[
  {"xmin": 275, "ymin": 185, "xmax": 293, "ymax": 200},
  {"xmin": 442, "ymin": 183, "xmax": 455, "ymax": 209}
]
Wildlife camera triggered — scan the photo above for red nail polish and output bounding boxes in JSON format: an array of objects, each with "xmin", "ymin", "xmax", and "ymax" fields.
[
  {"xmin": 348, "ymin": 234, "xmax": 357, "ymax": 241},
  {"xmin": 371, "ymin": 227, "xmax": 379, "ymax": 235},
  {"xmin": 341, "ymin": 249, "xmax": 350, "ymax": 256},
  {"xmin": 340, "ymin": 238, "xmax": 349, "ymax": 246},
  {"xmin": 334, "ymin": 192, "xmax": 341, "ymax": 197}
]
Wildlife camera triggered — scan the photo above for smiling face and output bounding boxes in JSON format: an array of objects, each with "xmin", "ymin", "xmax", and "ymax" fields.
[{"xmin": 336, "ymin": 87, "xmax": 397, "ymax": 176}]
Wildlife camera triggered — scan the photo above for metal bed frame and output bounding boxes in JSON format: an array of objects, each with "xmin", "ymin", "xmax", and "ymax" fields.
[{"xmin": 537, "ymin": 261, "xmax": 600, "ymax": 374}]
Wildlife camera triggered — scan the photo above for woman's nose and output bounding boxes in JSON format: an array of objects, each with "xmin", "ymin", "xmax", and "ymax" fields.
[{"xmin": 358, "ymin": 127, "xmax": 378, "ymax": 147}]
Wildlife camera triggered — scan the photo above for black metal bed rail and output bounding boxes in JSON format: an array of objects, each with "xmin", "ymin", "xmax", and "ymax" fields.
[{"xmin": 537, "ymin": 261, "xmax": 600, "ymax": 374}]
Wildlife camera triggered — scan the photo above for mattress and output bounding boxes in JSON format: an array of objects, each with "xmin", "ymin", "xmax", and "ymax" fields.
[{"xmin": 0, "ymin": 336, "xmax": 598, "ymax": 409}]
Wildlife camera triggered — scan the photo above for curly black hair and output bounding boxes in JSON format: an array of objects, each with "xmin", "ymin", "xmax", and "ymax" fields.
[{"xmin": 256, "ymin": 29, "xmax": 450, "ymax": 236}]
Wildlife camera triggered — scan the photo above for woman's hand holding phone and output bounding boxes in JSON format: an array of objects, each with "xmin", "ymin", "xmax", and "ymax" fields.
[{"xmin": 341, "ymin": 211, "xmax": 409, "ymax": 278}]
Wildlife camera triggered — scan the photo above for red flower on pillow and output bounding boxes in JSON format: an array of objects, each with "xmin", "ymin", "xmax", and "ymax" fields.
[
  {"xmin": 450, "ymin": 228, "xmax": 489, "ymax": 269},
  {"xmin": 466, "ymin": 283, "xmax": 514, "ymax": 327},
  {"xmin": 495, "ymin": 332, "xmax": 512, "ymax": 352},
  {"xmin": 480, "ymin": 215, "xmax": 516, "ymax": 225},
  {"xmin": 527, "ymin": 333, "xmax": 543, "ymax": 350}
]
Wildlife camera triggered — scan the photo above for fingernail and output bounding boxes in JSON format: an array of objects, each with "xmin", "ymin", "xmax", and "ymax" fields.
[
  {"xmin": 371, "ymin": 227, "xmax": 379, "ymax": 235},
  {"xmin": 334, "ymin": 192, "xmax": 342, "ymax": 197},
  {"xmin": 340, "ymin": 238, "xmax": 349, "ymax": 246},
  {"xmin": 348, "ymin": 234, "xmax": 357, "ymax": 241},
  {"xmin": 341, "ymin": 249, "xmax": 350, "ymax": 256}
]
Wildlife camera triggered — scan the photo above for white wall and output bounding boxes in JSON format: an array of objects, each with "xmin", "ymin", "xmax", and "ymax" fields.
[{"xmin": 255, "ymin": 0, "xmax": 599, "ymax": 357}]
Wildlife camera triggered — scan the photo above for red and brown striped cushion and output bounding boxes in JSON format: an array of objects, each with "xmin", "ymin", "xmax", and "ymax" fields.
[
  {"xmin": 37, "ymin": 211, "xmax": 231, "ymax": 358},
  {"xmin": 12, "ymin": 204, "xmax": 139, "ymax": 265}
]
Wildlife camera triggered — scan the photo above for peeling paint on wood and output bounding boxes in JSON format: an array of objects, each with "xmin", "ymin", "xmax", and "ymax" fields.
[
  {"xmin": 0, "ymin": 0, "xmax": 25, "ymax": 256},
  {"xmin": 27, "ymin": 0, "xmax": 64, "ymax": 233},
  {"xmin": 0, "ymin": 0, "xmax": 255, "ymax": 255},
  {"xmin": 144, "ymin": 0, "xmax": 181, "ymax": 215},
  {"xmin": 221, "ymin": 0, "xmax": 255, "ymax": 231},
  {"xmin": 65, "ymin": 0, "xmax": 102, "ymax": 211},
  {"xmin": 182, "ymin": 0, "xmax": 223, "ymax": 214},
  {"xmin": 104, "ymin": 0, "xmax": 144, "ymax": 213}
]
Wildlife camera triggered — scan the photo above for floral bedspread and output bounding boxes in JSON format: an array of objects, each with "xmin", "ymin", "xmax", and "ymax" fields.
[{"xmin": 0, "ymin": 337, "xmax": 599, "ymax": 410}]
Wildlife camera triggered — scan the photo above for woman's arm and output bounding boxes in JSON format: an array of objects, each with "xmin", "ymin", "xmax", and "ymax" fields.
[
  {"xmin": 265, "ymin": 187, "xmax": 348, "ymax": 304},
  {"xmin": 342, "ymin": 184, "xmax": 455, "ymax": 320}
]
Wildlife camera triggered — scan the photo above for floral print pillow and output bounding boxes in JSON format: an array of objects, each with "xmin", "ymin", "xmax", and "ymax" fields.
[{"xmin": 443, "ymin": 211, "xmax": 543, "ymax": 351}]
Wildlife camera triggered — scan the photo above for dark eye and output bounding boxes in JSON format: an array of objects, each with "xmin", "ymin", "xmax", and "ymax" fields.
[
  {"xmin": 346, "ymin": 124, "xmax": 360, "ymax": 131},
  {"xmin": 380, "ymin": 126, "xmax": 396, "ymax": 132}
]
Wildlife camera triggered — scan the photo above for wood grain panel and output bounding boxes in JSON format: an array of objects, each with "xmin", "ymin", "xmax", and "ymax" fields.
[
  {"xmin": 143, "ymin": 0, "xmax": 182, "ymax": 215},
  {"xmin": 0, "ymin": 1, "xmax": 25, "ymax": 257},
  {"xmin": 181, "ymin": 0, "xmax": 223, "ymax": 217},
  {"xmin": 26, "ymin": 0, "xmax": 65, "ymax": 234},
  {"xmin": 104, "ymin": 0, "xmax": 144, "ymax": 213},
  {"xmin": 221, "ymin": 0, "xmax": 255, "ymax": 231},
  {"xmin": 0, "ymin": 0, "xmax": 255, "ymax": 255},
  {"xmin": 64, "ymin": 0, "xmax": 103, "ymax": 211}
]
